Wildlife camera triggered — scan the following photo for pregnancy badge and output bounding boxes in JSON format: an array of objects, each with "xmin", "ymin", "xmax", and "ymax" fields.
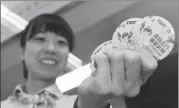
[
  {"xmin": 112, "ymin": 18, "xmax": 143, "ymax": 50},
  {"xmin": 139, "ymin": 16, "xmax": 175, "ymax": 60}
]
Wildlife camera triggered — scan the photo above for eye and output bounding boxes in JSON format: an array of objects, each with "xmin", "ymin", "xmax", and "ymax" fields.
[
  {"xmin": 57, "ymin": 40, "xmax": 68, "ymax": 46},
  {"xmin": 33, "ymin": 37, "xmax": 45, "ymax": 43}
]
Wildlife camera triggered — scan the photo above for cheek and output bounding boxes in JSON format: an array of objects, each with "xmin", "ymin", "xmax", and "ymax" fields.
[
  {"xmin": 61, "ymin": 50, "xmax": 69, "ymax": 60},
  {"xmin": 24, "ymin": 45, "xmax": 41, "ymax": 63},
  {"xmin": 23, "ymin": 50, "xmax": 36, "ymax": 70},
  {"xmin": 59, "ymin": 48, "xmax": 69, "ymax": 62}
]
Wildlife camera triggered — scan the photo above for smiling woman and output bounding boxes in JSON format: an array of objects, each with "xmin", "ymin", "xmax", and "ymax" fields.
[
  {"xmin": 22, "ymin": 31, "xmax": 70, "ymax": 79},
  {"xmin": 1, "ymin": 13, "xmax": 78, "ymax": 108},
  {"xmin": 20, "ymin": 14, "xmax": 74, "ymax": 80}
]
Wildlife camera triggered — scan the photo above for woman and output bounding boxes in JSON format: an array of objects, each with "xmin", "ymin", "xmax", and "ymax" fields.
[
  {"xmin": 1, "ymin": 13, "xmax": 77, "ymax": 108},
  {"xmin": 1, "ymin": 13, "xmax": 158, "ymax": 108}
]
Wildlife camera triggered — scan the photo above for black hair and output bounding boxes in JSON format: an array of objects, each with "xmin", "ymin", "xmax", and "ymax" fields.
[{"xmin": 19, "ymin": 13, "xmax": 74, "ymax": 80}]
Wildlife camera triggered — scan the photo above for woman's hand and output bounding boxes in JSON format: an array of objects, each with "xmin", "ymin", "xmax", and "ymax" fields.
[{"xmin": 78, "ymin": 48, "xmax": 158, "ymax": 108}]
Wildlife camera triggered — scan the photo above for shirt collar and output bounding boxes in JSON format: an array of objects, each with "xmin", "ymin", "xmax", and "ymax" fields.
[{"xmin": 13, "ymin": 84, "xmax": 62, "ymax": 99}]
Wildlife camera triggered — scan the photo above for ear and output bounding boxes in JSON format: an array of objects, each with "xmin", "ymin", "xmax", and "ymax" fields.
[{"xmin": 20, "ymin": 49, "xmax": 25, "ymax": 60}]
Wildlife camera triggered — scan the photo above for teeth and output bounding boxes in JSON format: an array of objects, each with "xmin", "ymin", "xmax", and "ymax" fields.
[{"xmin": 40, "ymin": 59, "xmax": 57, "ymax": 65}]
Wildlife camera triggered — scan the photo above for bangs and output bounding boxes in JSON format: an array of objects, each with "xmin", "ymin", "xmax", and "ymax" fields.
[
  {"xmin": 20, "ymin": 14, "xmax": 74, "ymax": 51},
  {"xmin": 27, "ymin": 18, "xmax": 71, "ymax": 40}
]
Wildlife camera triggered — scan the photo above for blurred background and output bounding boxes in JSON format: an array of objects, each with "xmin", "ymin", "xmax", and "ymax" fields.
[{"xmin": 1, "ymin": 1, "xmax": 178, "ymax": 107}]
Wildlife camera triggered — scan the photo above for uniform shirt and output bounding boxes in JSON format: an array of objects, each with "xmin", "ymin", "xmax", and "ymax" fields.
[{"xmin": 1, "ymin": 84, "xmax": 78, "ymax": 108}]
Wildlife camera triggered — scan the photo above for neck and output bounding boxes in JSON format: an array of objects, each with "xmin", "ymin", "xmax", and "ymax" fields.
[{"xmin": 26, "ymin": 77, "xmax": 56, "ymax": 94}]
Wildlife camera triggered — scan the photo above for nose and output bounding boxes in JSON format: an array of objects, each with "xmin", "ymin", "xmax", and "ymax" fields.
[
  {"xmin": 47, "ymin": 41, "xmax": 55, "ymax": 50},
  {"xmin": 44, "ymin": 41, "xmax": 57, "ymax": 55}
]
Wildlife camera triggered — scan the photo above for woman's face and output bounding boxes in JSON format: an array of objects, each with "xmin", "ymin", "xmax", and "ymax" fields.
[{"xmin": 22, "ymin": 31, "xmax": 70, "ymax": 79}]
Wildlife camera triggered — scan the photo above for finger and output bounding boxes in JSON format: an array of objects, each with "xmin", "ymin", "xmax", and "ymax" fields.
[
  {"xmin": 103, "ymin": 48, "xmax": 125, "ymax": 91},
  {"xmin": 133, "ymin": 47, "xmax": 158, "ymax": 84},
  {"xmin": 124, "ymin": 50, "xmax": 142, "ymax": 97},
  {"xmin": 93, "ymin": 53, "xmax": 111, "ymax": 83}
]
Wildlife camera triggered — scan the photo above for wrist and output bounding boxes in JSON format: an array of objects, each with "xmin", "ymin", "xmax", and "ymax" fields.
[{"xmin": 77, "ymin": 95, "xmax": 107, "ymax": 108}]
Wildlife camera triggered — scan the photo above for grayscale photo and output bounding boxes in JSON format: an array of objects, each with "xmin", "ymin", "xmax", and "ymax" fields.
[{"xmin": 1, "ymin": 1, "xmax": 178, "ymax": 108}]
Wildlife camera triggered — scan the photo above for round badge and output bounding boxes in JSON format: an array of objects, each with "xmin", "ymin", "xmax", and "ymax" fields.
[
  {"xmin": 112, "ymin": 18, "xmax": 143, "ymax": 50},
  {"xmin": 139, "ymin": 16, "xmax": 175, "ymax": 60},
  {"xmin": 149, "ymin": 16, "xmax": 175, "ymax": 41}
]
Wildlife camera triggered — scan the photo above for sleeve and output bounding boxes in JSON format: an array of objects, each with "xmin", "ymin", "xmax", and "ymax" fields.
[
  {"xmin": 126, "ymin": 53, "xmax": 178, "ymax": 108},
  {"xmin": 56, "ymin": 95, "xmax": 78, "ymax": 108},
  {"xmin": 73, "ymin": 96, "xmax": 112, "ymax": 108}
]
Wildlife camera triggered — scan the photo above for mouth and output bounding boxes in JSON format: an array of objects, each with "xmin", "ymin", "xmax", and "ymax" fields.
[{"xmin": 39, "ymin": 58, "xmax": 58, "ymax": 67}]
